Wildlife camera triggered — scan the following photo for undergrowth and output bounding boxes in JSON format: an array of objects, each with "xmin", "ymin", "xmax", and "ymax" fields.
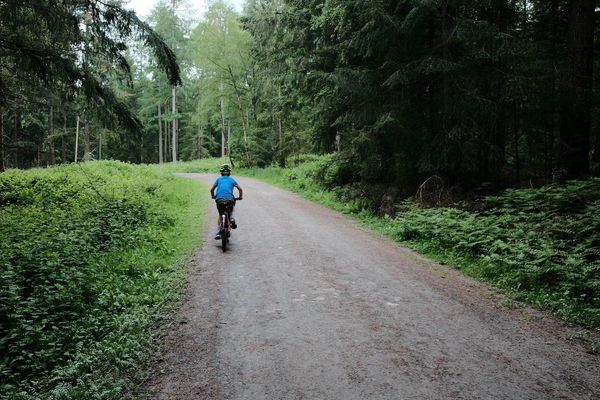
[{"xmin": 0, "ymin": 161, "xmax": 206, "ymax": 399}]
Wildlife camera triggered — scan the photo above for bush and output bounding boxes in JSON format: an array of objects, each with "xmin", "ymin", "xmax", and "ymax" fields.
[
  {"xmin": 0, "ymin": 161, "xmax": 204, "ymax": 399},
  {"xmin": 389, "ymin": 179, "xmax": 600, "ymax": 327}
]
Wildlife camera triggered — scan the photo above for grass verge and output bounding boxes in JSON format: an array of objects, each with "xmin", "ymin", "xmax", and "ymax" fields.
[{"xmin": 0, "ymin": 161, "xmax": 207, "ymax": 399}]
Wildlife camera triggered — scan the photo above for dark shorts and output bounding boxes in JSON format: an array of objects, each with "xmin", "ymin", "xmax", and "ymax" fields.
[{"xmin": 215, "ymin": 198, "xmax": 235, "ymax": 215}]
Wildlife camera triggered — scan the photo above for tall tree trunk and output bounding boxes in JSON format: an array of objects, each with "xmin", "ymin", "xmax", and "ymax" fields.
[
  {"xmin": 165, "ymin": 111, "xmax": 171, "ymax": 162},
  {"xmin": 514, "ymin": 101, "xmax": 521, "ymax": 181},
  {"xmin": 62, "ymin": 112, "xmax": 67, "ymax": 163},
  {"xmin": 0, "ymin": 106, "xmax": 4, "ymax": 172},
  {"xmin": 490, "ymin": 6, "xmax": 509, "ymax": 188},
  {"xmin": 227, "ymin": 123, "xmax": 231, "ymax": 157},
  {"xmin": 158, "ymin": 104, "xmax": 163, "ymax": 164},
  {"xmin": 139, "ymin": 131, "xmax": 143, "ymax": 163},
  {"xmin": 13, "ymin": 112, "xmax": 21, "ymax": 168},
  {"xmin": 491, "ymin": 105, "xmax": 507, "ymax": 187},
  {"xmin": 277, "ymin": 85, "xmax": 285, "ymax": 167},
  {"xmin": 165, "ymin": 115, "xmax": 169, "ymax": 162},
  {"xmin": 220, "ymin": 81, "xmax": 226, "ymax": 157},
  {"xmin": 227, "ymin": 65, "xmax": 250, "ymax": 161},
  {"xmin": 441, "ymin": 1, "xmax": 452, "ymax": 133},
  {"xmin": 172, "ymin": 86, "xmax": 177, "ymax": 162},
  {"xmin": 593, "ymin": 127, "xmax": 600, "ymax": 176},
  {"xmin": 199, "ymin": 123, "xmax": 204, "ymax": 158},
  {"xmin": 75, "ymin": 115, "xmax": 79, "ymax": 162},
  {"xmin": 48, "ymin": 106, "xmax": 55, "ymax": 165},
  {"xmin": 83, "ymin": 118, "xmax": 90, "ymax": 161},
  {"xmin": 559, "ymin": 0, "xmax": 595, "ymax": 177}
]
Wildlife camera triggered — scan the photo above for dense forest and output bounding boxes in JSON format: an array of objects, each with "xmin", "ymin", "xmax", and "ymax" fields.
[
  {"xmin": 1, "ymin": 0, "xmax": 599, "ymax": 200},
  {"xmin": 2, "ymin": 1, "xmax": 600, "ymax": 397}
]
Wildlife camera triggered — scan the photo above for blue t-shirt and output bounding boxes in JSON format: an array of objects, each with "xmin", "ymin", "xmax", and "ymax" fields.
[{"xmin": 213, "ymin": 176, "xmax": 239, "ymax": 200}]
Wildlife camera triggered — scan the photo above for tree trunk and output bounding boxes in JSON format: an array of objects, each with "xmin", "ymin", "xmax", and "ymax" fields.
[
  {"xmin": 441, "ymin": 2, "xmax": 451, "ymax": 133},
  {"xmin": 172, "ymin": 86, "xmax": 177, "ymax": 162},
  {"xmin": 48, "ymin": 106, "xmax": 55, "ymax": 165},
  {"xmin": 227, "ymin": 123, "xmax": 231, "ymax": 157},
  {"xmin": 62, "ymin": 112, "xmax": 67, "ymax": 163},
  {"xmin": 491, "ymin": 105, "xmax": 507, "ymax": 187},
  {"xmin": 593, "ymin": 127, "xmax": 600, "ymax": 176},
  {"xmin": 158, "ymin": 104, "xmax": 163, "ymax": 164},
  {"xmin": 199, "ymin": 123, "xmax": 204, "ymax": 158},
  {"xmin": 75, "ymin": 115, "xmax": 79, "ymax": 163},
  {"xmin": 277, "ymin": 85, "xmax": 285, "ymax": 167},
  {"xmin": 514, "ymin": 101, "xmax": 521, "ymax": 181},
  {"xmin": 13, "ymin": 112, "xmax": 21, "ymax": 168},
  {"xmin": 559, "ymin": 0, "xmax": 595, "ymax": 177},
  {"xmin": 227, "ymin": 66, "xmax": 250, "ymax": 160},
  {"xmin": 220, "ymin": 81, "xmax": 226, "ymax": 157},
  {"xmin": 165, "ymin": 116, "xmax": 169, "ymax": 162},
  {"xmin": 0, "ymin": 106, "xmax": 4, "ymax": 172},
  {"xmin": 139, "ymin": 132, "xmax": 143, "ymax": 163},
  {"xmin": 490, "ymin": 5, "xmax": 509, "ymax": 188},
  {"xmin": 165, "ymin": 117, "xmax": 169, "ymax": 162},
  {"xmin": 83, "ymin": 118, "xmax": 90, "ymax": 161}
]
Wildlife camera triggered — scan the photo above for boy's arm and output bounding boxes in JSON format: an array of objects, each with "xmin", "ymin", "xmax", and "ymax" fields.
[
  {"xmin": 210, "ymin": 184, "xmax": 217, "ymax": 199},
  {"xmin": 237, "ymin": 185, "xmax": 243, "ymax": 200}
]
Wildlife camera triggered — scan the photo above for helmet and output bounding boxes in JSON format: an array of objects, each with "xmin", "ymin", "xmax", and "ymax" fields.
[{"xmin": 220, "ymin": 164, "xmax": 231, "ymax": 175}]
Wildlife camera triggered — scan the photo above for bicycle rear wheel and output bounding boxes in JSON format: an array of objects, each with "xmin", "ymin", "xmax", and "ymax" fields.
[{"xmin": 221, "ymin": 214, "xmax": 228, "ymax": 252}]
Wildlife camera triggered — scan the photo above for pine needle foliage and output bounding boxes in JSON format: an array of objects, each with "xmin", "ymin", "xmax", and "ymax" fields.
[{"xmin": 0, "ymin": 0, "xmax": 181, "ymax": 133}]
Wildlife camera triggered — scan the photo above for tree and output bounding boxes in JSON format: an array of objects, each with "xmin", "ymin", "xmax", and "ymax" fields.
[
  {"xmin": 0, "ymin": 0, "xmax": 181, "ymax": 168},
  {"xmin": 187, "ymin": 0, "xmax": 254, "ymax": 163},
  {"xmin": 243, "ymin": 0, "xmax": 598, "ymax": 203},
  {"xmin": 559, "ymin": 0, "xmax": 596, "ymax": 177}
]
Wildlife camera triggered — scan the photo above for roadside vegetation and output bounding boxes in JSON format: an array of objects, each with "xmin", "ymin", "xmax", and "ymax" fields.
[{"xmin": 0, "ymin": 161, "xmax": 205, "ymax": 399}]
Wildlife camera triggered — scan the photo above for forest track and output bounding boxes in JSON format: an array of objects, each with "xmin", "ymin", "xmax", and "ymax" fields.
[{"xmin": 147, "ymin": 174, "xmax": 600, "ymax": 400}]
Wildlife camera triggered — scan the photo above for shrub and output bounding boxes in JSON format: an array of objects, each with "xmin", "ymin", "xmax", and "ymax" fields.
[
  {"xmin": 0, "ymin": 161, "xmax": 204, "ymax": 399},
  {"xmin": 390, "ymin": 179, "xmax": 600, "ymax": 327}
]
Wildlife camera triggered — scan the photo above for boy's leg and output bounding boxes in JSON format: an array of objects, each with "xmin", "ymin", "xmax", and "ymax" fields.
[
  {"xmin": 230, "ymin": 206, "xmax": 237, "ymax": 229},
  {"xmin": 230, "ymin": 201, "xmax": 238, "ymax": 228},
  {"xmin": 215, "ymin": 204, "xmax": 223, "ymax": 239}
]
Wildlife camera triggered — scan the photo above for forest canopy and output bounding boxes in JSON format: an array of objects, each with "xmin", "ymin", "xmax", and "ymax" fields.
[{"xmin": 1, "ymin": 0, "xmax": 599, "ymax": 202}]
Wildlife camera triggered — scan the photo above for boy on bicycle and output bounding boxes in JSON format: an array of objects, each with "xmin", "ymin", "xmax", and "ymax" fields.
[{"xmin": 210, "ymin": 164, "xmax": 243, "ymax": 240}]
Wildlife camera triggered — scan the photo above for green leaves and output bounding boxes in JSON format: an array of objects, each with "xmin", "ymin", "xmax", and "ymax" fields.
[
  {"xmin": 389, "ymin": 178, "xmax": 600, "ymax": 327},
  {"xmin": 0, "ymin": 161, "xmax": 204, "ymax": 399}
]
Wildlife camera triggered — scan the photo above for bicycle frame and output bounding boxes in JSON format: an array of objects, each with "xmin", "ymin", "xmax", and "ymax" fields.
[
  {"xmin": 219, "ymin": 203, "xmax": 233, "ymax": 252},
  {"xmin": 216, "ymin": 197, "xmax": 240, "ymax": 252}
]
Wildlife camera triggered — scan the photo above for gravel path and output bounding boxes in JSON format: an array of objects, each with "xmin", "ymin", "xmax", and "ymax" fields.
[{"xmin": 147, "ymin": 174, "xmax": 600, "ymax": 400}]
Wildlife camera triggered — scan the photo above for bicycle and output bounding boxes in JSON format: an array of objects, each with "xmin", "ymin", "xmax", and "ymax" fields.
[{"xmin": 216, "ymin": 197, "xmax": 241, "ymax": 252}]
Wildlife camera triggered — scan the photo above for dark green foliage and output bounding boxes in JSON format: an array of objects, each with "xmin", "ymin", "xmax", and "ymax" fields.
[
  {"xmin": 0, "ymin": 161, "xmax": 203, "ymax": 399},
  {"xmin": 385, "ymin": 179, "xmax": 600, "ymax": 327},
  {"xmin": 242, "ymin": 0, "xmax": 599, "ymax": 203}
]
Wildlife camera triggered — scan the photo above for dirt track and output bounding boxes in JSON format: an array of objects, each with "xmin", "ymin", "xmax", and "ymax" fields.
[{"xmin": 147, "ymin": 174, "xmax": 600, "ymax": 400}]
